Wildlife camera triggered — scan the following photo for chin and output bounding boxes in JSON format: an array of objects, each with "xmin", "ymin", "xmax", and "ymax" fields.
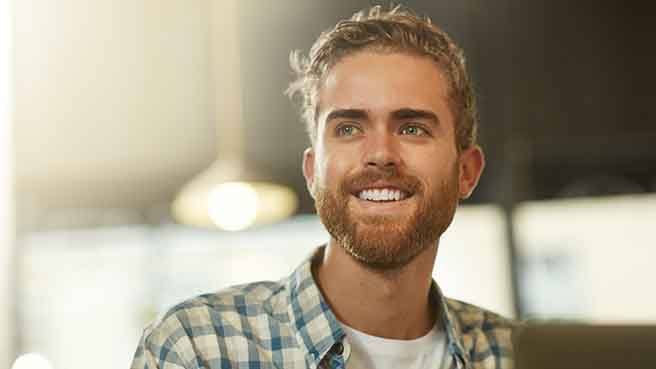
[{"xmin": 341, "ymin": 223, "xmax": 430, "ymax": 270}]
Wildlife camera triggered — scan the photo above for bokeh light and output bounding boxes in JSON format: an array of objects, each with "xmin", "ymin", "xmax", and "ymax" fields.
[
  {"xmin": 11, "ymin": 353, "xmax": 54, "ymax": 369},
  {"xmin": 208, "ymin": 182, "xmax": 258, "ymax": 231}
]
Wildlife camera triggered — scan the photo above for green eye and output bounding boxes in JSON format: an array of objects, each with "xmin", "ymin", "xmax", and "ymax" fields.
[
  {"xmin": 400, "ymin": 125, "xmax": 427, "ymax": 136},
  {"xmin": 336, "ymin": 124, "xmax": 361, "ymax": 136}
]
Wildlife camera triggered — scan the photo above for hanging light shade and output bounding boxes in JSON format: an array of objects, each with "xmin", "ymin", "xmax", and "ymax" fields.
[
  {"xmin": 173, "ymin": 161, "xmax": 297, "ymax": 230},
  {"xmin": 172, "ymin": 0, "xmax": 297, "ymax": 230}
]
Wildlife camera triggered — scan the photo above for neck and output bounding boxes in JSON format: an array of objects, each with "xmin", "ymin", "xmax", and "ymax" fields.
[{"xmin": 313, "ymin": 239, "xmax": 440, "ymax": 340}]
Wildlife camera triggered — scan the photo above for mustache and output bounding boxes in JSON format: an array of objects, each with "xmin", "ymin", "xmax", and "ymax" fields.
[{"xmin": 341, "ymin": 167, "xmax": 423, "ymax": 195}]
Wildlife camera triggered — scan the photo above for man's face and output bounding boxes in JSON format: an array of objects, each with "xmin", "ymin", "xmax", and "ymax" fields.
[{"xmin": 303, "ymin": 51, "xmax": 484, "ymax": 269}]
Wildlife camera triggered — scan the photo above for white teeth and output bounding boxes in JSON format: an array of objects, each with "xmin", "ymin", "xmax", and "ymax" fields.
[{"xmin": 357, "ymin": 188, "xmax": 408, "ymax": 202}]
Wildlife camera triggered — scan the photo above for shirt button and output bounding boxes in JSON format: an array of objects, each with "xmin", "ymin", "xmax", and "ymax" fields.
[{"xmin": 331, "ymin": 342, "xmax": 344, "ymax": 355}]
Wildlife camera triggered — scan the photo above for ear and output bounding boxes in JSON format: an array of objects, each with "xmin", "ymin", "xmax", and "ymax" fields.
[
  {"xmin": 302, "ymin": 147, "xmax": 316, "ymax": 198},
  {"xmin": 457, "ymin": 145, "xmax": 485, "ymax": 199}
]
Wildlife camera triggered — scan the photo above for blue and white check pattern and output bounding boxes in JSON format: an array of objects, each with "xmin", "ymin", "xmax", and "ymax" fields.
[{"xmin": 131, "ymin": 246, "xmax": 518, "ymax": 369}]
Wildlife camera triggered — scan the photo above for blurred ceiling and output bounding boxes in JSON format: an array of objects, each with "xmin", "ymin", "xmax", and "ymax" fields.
[{"xmin": 13, "ymin": 0, "xmax": 656, "ymax": 231}]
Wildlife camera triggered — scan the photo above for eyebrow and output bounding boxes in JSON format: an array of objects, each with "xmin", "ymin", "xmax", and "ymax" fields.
[
  {"xmin": 391, "ymin": 108, "xmax": 440, "ymax": 126},
  {"xmin": 324, "ymin": 108, "xmax": 440, "ymax": 126},
  {"xmin": 324, "ymin": 109, "xmax": 368, "ymax": 124}
]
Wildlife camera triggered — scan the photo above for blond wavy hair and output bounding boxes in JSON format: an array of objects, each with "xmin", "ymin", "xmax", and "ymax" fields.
[{"xmin": 286, "ymin": 5, "xmax": 479, "ymax": 152}]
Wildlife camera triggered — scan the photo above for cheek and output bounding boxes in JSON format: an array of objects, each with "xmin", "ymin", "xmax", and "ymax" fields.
[
  {"xmin": 318, "ymin": 152, "xmax": 350, "ymax": 188},
  {"xmin": 407, "ymin": 149, "xmax": 458, "ymax": 185}
]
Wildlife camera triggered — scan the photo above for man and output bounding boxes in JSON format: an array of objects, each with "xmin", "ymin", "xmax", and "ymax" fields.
[{"xmin": 131, "ymin": 5, "xmax": 518, "ymax": 369}]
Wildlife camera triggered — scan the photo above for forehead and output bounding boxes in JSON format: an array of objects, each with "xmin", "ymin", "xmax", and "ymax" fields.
[{"xmin": 317, "ymin": 51, "xmax": 453, "ymax": 123}]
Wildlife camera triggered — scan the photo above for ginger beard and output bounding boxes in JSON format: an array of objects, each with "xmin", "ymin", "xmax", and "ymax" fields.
[{"xmin": 313, "ymin": 164, "xmax": 460, "ymax": 270}]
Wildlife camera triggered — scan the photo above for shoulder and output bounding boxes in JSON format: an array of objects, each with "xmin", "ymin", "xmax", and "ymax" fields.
[
  {"xmin": 445, "ymin": 298, "xmax": 522, "ymax": 368},
  {"xmin": 445, "ymin": 297, "xmax": 519, "ymax": 332},
  {"xmin": 135, "ymin": 280, "xmax": 285, "ymax": 366},
  {"xmin": 145, "ymin": 280, "xmax": 284, "ymax": 340}
]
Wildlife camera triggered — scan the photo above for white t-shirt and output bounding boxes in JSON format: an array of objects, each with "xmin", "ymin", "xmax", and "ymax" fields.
[{"xmin": 340, "ymin": 323, "xmax": 450, "ymax": 369}]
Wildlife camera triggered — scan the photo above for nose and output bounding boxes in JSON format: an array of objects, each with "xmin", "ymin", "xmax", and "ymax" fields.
[{"xmin": 363, "ymin": 130, "xmax": 401, "ymax": 170}]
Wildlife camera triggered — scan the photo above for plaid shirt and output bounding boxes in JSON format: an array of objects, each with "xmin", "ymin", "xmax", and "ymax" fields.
[{"xmin": 131, "ymin": 247, "xmax": 518, "ymax": 369}]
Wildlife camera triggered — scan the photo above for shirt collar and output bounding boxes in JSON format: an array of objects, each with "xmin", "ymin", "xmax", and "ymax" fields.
[
  {"xmin": 284, "ymin": 246, "xmax": 345, "ymax": 369},
  {"xmin": 283, "ymin": 246, "xmax": 471, "ymax": 369},
  {"xmin": 433, "ymin": 280, "xmax": 471, "ymax": 368}
]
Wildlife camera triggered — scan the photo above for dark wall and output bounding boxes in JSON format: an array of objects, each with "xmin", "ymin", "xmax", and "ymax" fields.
[{"xmin": 512, "ymin": 1, "xmax": 656, "ymax": 199}]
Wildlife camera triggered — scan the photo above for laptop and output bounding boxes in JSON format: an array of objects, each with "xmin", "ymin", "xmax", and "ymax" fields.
[{"xmin": 515, "ymin": 324, "xmax": 656, "ymax": 369}]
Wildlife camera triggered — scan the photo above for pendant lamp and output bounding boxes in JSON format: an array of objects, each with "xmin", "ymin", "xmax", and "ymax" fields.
[{"xmin": 172, "ymin": 0, "xmax": 297, "ymax": 230}]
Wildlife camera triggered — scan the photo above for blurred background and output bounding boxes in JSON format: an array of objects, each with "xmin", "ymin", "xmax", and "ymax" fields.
[{"xmin": 2, "ymin": 0, "xmax": 656, "ymax": 368}]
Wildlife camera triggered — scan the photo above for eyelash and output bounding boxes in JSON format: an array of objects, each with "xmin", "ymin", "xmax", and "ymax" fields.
[
  {"xmin": 335, "ymin": 123, "xmax": 362, "ymax": 137},
  {"xmin": 400, "ymin": 124, "xmax": 430, "ymax": 136}
]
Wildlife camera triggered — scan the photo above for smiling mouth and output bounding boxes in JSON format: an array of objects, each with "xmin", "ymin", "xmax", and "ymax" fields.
[{"xmin": 355, "ymin": 188, "xmax": 412, "ymax": 202}]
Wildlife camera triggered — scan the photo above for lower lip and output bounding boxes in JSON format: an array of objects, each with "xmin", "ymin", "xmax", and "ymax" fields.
[{"xmin": 351, "ymin": 195, "xmax": 413, "ymax": 213}]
